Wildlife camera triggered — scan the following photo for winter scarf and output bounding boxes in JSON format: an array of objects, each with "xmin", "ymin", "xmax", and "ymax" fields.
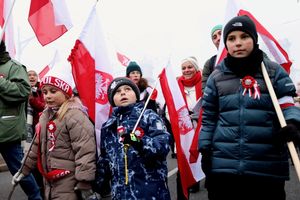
[
  {"xmin": 177, "ymin": 71, "xmax": 202, "ymax": 104},
  {"xmin": 224, "ymin": 46, "xmax": 264, "ymax": 78}
]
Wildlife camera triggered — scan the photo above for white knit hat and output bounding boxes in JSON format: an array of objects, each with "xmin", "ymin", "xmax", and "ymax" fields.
[
  {"xmin": 181, "ymin": 56, "xmax": 200, "ymax": 71},
  {"xmin": 40, "ymin": 62, "xmax": 74, "ymax": 97}
]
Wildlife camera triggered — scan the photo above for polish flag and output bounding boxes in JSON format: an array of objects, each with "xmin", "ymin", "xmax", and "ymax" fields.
[
  {"xmin": 28, "ymin": 0, "xmax": 73, "ymax": 46},
  {"xmin": 38, "ymin": 51, "xmax": 58, "ymax": 80},
  {"xmin": 116, "ymin": 52, "xmax": 130, "ymax": 66},
  {"xmin": 216, "ymin": 0, "xmax": 292, "ymax": 73},
  {"xmin": 68, "ymin": 6, "xmax": 113, "ymax": 153},
  {"xmin": 0, "ymin": 0, "xmax": 16, "ymax": 57},
  {"xmin": 159, "ymin": 65, "xmax": 205, "ymax": 198},
  {"xmin": 38, "ymin": 65, "xmax": 50, "ymax": 80}
]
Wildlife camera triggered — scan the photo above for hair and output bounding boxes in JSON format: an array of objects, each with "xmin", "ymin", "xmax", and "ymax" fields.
[
  {"xmin": 56, "ymin": 96, "xmax": 82, "ymax": 121},
  {"xmin": 0, "ymin": 41, "xmax": 6, "ymax": 53},
  {"xmin": 137, "ymin": 77, "xmax": 148, "ymax": 92}
]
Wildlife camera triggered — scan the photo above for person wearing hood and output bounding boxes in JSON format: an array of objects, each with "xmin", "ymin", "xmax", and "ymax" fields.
[{"xmin": 198, "ymin": 15, "xmax": 300, "ymax": 200}]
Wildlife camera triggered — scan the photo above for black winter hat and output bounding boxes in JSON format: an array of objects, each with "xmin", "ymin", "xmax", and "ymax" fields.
[
  {"xmin": 107, "ymin": 77, "xmax": 140, "ymax": 107},
  {"xmin": 223, "ymin": 15, "xmax": 258, "ymax": 49},
  {"xmin": 126, "ymin": 61, "xmax": 142, "ymax": 77}
]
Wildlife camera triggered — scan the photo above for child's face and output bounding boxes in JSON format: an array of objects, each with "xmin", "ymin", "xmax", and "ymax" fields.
[
  {"xmin": 42, "ymin": 85, "xmax": 68, "ymax": 108},
  {"xmin": 226, "ymin": 30, "xmax": 254, "ymax": 58},
  {"xmin": 113, "ymin": 85, "xmax": 137, "ymax": 107},
  {"xmin": 128, "ymin": 71, "xmax": 141, "ymax": 84}
]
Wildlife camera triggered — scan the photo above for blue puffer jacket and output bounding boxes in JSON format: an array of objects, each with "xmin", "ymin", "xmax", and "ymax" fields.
[
  {"xmin": 96, "ymin": 102, "xmax": 171, "ymax": 200},
  {"xmin": 199, "ymin": 58, "xmax": 300, "ymax": 180}
]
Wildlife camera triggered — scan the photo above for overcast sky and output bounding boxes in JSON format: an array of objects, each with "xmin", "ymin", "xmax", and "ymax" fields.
[{"xmin": 10, "ymin": 0, "xmax": 300, "ymax": 85}]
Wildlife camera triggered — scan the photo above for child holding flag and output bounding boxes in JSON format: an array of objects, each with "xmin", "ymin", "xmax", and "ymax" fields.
[
  {"xmin": 95, "ymin": 77, "xmax": 171, "ymax": 200},
  {"xmin": 199, "ymin": 15, "xmax": 300, "ymax": 200}
]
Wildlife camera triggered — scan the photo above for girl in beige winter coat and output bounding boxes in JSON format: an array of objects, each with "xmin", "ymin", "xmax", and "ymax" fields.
[{"xmin": 12, "ymin": 75, "xmax": 96, "ymax": 200}]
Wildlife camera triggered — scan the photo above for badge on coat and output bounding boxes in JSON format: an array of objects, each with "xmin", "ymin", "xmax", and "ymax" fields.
[{"xmin": 241, "ymin": 76, "xmax": 260, "ymax": 99}]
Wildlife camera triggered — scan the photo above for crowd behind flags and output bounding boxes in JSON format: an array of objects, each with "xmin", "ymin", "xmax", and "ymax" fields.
[{"xmin": 2, "ymin": 0, "xmax": 295, "ymax": 196}]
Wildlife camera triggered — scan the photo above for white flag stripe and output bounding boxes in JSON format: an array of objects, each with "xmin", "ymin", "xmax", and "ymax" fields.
[
  {"xmin": 163, "ymin": 64, "xmax": 204, "ymax": 183},
  {"xmin": 51, "ymin": 0, "xmax": 72, "ymax": 29},
  {"xmin": 260, "ymin": 34, "xmax": 287, "ymax": 64},
  {"xmin": 79, "ymin": 7, "xmax": 111, "ymax": 73},
  {"xmin": 165, "ymin": 66, "xmax": 185, "ymax": 110},
  {"xmin": 180, "ymin": 131, "xmax": 203, "ymax": 181},
  {"xmin": 278, "ymin": 96, "xmax": 294, "ymax": 105}
]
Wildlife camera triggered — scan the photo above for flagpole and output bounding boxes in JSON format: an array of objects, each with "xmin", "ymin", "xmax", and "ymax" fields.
[
  {"xmin": 0, "ymin": 0, "xmax": 16, "ymax": 42},
  {"xmin": 261, "ymin": 62, "xmax": 300, "ymax": 182},
  {"xmin": 131, "ymin": 80, "xmax": 158, "ymax": 133},
  {"xmin": 7, "ymin": 132, "xmax": 38, "ymax": 200}
]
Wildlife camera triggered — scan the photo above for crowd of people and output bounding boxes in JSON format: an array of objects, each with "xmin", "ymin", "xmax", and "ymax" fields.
[{"xmin": 0, "ymin": 15, "xmax": 300, "ymax": 200}]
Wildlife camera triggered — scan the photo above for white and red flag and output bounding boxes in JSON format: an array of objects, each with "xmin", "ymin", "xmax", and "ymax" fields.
[
  {"xmin": 68, "ymin": 6, "xmax": 113, "ymax": 152},
  {"xmin": 116, "ymin": 51, "xmax": 130, "ymax": 66},
  {"xmin": 38, "ymin": 51, "xmax": 58, "ymax": 80},
  {"xmin": 0, "ymin": 0, "xmax": 16, "ymax": 57},
  {"xmin": 28, "ymin": 0, "xmax": 72, "ymax": 46},
  {"xmin": 159, "ymin": 65, "xmax": 204, "ymax": 199},
  {"xmin": 216, "ymin": 0, "xmax": 292, "ymax": 73}
]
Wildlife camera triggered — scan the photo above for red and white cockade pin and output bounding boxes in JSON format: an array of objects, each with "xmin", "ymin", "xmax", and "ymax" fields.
[
  {"xmin": 47, "ymin": 121, "xmax": 56, "ymax": 133},
  {"xmin": 47, "ymin": 121, "xmax": 57, "ymax": 152},
  {"xmin": 134, "ymin": 127, "xmax": 144, "ymax": 139},
  {"xmin": 241, "ymin": 76, "xmax": 260, "ymax": 99},
  {"xmin": 117, "ymin": 125, "xmax": 125, "ymax": 142}
]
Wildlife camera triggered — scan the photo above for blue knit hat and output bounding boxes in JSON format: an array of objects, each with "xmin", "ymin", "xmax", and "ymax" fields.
[{"xmin": 126, "ymin": 61, "xmax": 142, "ymax": 77}]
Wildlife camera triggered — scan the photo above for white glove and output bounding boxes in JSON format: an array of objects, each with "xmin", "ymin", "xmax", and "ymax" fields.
[
  {"xmin": 11, "ymin": 171, "xmax": 25, "ymax": 185},
  {"xmin": 81, "ymin": 189, "xmax": 94, "ymax": 200}
]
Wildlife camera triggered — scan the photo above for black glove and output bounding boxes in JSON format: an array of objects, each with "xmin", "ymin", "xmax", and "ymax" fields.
[
  {"xmin": 278, "ymin": 122, "xmax": 300, "ymax": 145},
  {"xmin": 200, "ymin": 149, "xmax": 212, "ymax": 176},
  {"xmin": 122, "ymin": 133, "xmax": 143, "ymax": 152}
]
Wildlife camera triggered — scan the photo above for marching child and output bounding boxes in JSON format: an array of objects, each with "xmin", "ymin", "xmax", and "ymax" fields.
[
  {"xmin": 95, "ymin": 77, "xmax": 171, "ymax": 200},
  {"xmin": 12, "ymin": 73, "xmax": 96, "ymax": 200},
  {"xmin": 199, "ymin": 15, "xmax": 300, "ymax": 200}
]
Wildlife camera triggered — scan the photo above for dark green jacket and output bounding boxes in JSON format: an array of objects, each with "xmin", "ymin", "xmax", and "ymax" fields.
[{"xmin": 0, "ymin": 59, "xmax": 30, "ymax": 143}]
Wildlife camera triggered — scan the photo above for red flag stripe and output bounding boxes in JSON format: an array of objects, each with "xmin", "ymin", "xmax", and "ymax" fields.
[
  {"xmin": 0, "ymin": 0, "xmax": 4, "ymax": 26},
  {"xmin": 68, "ymin": 6, "xmax": 113, "ymax": 154},
  {"xmin": 38, "ymin": 65, "xmax": 50, "ymax": 80},
  {"xmin": 159, "ymin": 68, "xmax": 204, "ymax": 198},
  {"xmin": 116, "ymin": 52, "xmax": 130, "ymax": 66},
  {"xmin": 238, "ymin": 9, "xmax": 292, "ymax": 73},
  {"xmin": 28, "ymin": 0, "xmax": 71, "ymax": 46},
  {"xmin": 68, "ymin": 40, "xmax": 96, "ymax": 121}
]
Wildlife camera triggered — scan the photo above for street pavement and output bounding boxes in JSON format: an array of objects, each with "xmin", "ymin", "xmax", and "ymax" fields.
[{"xmin": 0, "ymin": 153, "xmax": 299, "ymax": 200}]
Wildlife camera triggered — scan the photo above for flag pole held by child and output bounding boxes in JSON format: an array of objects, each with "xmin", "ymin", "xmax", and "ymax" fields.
[{"xmin": 261, "ymin": 62, "xmax": 300, "ymax": 182}]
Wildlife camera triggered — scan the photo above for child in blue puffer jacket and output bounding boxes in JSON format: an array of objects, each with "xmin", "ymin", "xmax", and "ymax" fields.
[{"xmin": 95, "ymin": 77, "xmax": 171, "ymax": 200}]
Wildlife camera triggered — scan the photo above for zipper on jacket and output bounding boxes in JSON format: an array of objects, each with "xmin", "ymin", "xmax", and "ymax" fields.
[{"xmin": 124, "ymin": 144, "xmax": 130, "ymax": 185}]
